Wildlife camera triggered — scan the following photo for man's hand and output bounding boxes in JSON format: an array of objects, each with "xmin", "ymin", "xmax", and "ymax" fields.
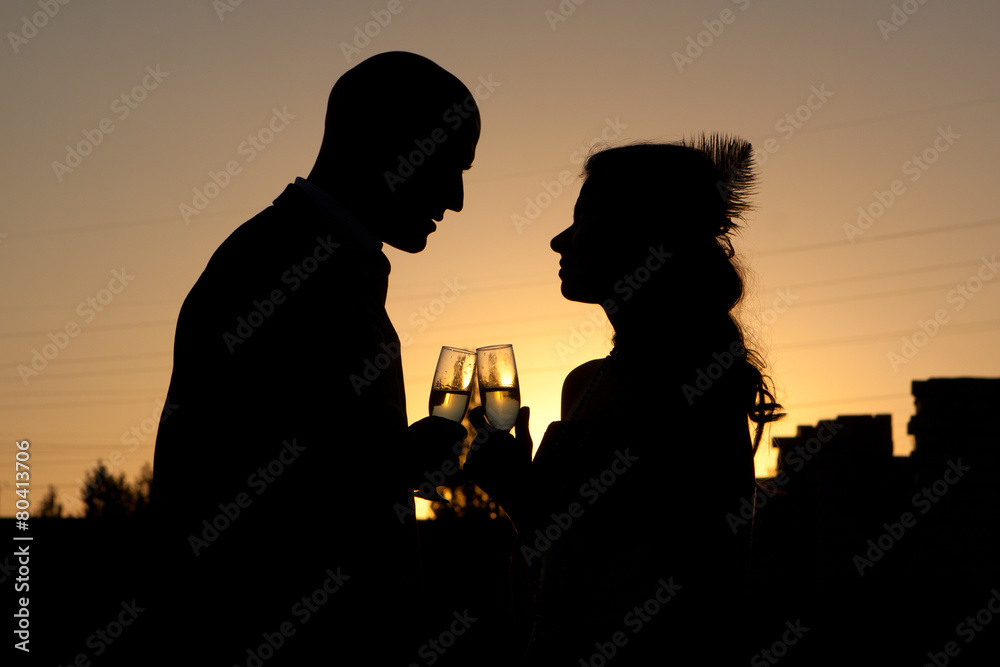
[
  {"xmin": 403, "ymin": 416, "xmax": 468, "ymax": 489},
  {"xmin": 464, "ymin": 406, "xmax": 532, "ymax": 516}
]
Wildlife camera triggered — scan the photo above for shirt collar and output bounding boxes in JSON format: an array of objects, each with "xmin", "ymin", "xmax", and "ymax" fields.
[{"xmin": 293, "ymin": 177, "xmax": 382, "ymax": 252}]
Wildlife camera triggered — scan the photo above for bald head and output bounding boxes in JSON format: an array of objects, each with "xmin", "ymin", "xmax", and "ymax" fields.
[{"xmin": 309, "ymin": 52, "xmax": 480, "ymax": 252}]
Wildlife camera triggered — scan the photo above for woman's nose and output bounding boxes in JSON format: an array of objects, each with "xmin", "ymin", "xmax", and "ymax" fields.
[{"xmin": 551, "ymin": 226, "xmax": 571, "ymax": 252}]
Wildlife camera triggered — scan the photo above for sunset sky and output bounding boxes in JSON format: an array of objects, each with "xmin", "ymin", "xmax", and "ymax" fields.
[{"xmin": 3, "ymin": 0, "xmax": 999, "ymax": 517}]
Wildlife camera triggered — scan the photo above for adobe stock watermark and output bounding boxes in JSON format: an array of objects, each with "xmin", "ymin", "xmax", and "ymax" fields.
[
  {"xmin": 119, "ymin": 398, "xmax": 178, "ymax": 455},
  {"xmin": 51, "ymin": 599, "xmax": 146, "ymax": 665},
  {"xmin": 0, "ymin": 555, "xmax": 17, "ymax": 586},
  {"xmin": 383, "ymin": 75, "xmax": 500, "ymax": 193},
  {"xmin": 554, "ymin": 245, "xmax": 671, "ymax": 361},
  {"xmin": 188, "ymin": 438, "xmax": 306, "ymax": 556},
  {"xmin": 17, "ymin": 268, "xmax": 135, "ymax": 386},
  {"xmin": 544, "ymin": 0, "xmax": 587, "ymax": 31},
  {"xmin": 686, "ymin": 286, "xmax": 796, "ymax": 402},
  {"xmin": 844, "ymin": 126, "xmax": 959, "ymax": 242},
  {"xmin": 222, "ymin": 235, "xmax": 340, "ymax": 353},
  {"xmin": 606, "ymin": 245, "xmax": 673, "ymax": 303},
  {"xmin": 519, "ymin": 449, "xmax": 639, "ymax": 567},
  {"xmin": 750, "ymin": 619, "xmax": 810, "ymax": 666},
  {"xmin": 394, "ymin": 442, "xmax": 468, "ymax": 523},
  {"xmin": 887, "ymin": 255, "xmax": 998, "ymax": 372},
  {"xmin": 877, "ymin": 0, "xmax": 932, "ymax": 41},
  {"xmin": 578, "ymin": 576, "xmax": 683, "ymax": 666},
  {"xmin": 750, "ymin": 288, "xmax": 798, "ymax": 331},
  {"xmin": 234, "ymin": 566, "xmax": 350, "ymax": 667},
  {"xmin": 213, "ymin": 0, "xmax": 249, "ymax": 21},
  {"xmin": 7, "ymin": 0, "xmax": 73, "ymax": 54},
  {"xmin": 410, "ymin": 610, "xmax": 477, "ymax": 666},
  {"xmin": 76, "ymin": 398, "xmax": 178, "ymax": 505},
  {"xmin": 349, "ymin": 277, "xmax": 467, "ymax": 395},
  {"xmin": 290, "ymin": 566, "xmax": 350, "ymax": 622},
  {"xmin": 755, "ymin": 86, "xmax": 834, "ymax": 167},
  {"xmin": 555, "ymin": 308, "xmax": 608, "ymax": 363},
  {"xmin": 681, "ymin": 340, "xmax": 747, "ymax": 405},
  {"xmin": 179, "ymin": 106, "xmax": 296, "ymax": 224},
  {"xmin": 672, "ymin": 0, "xmax": 751, "ymax": 73},
  {"xmin": 51, "ymin": 65, "xmax": 170, "ymax": 182},
  {"xmin": 923, "ymin": 588, "xmax": 1000, "ymax": 667},
  {"xmin": 340, "ymin": 0, "xmax": 415, "ymax": 63},
  {"xmin": 512, "ymin": 116, "xmax": 629, "ymax": 234},
  {"xmin": 726, "ymin": 421, "xmax": 843, "ymax": 534},
  {"xmin": 853, "ymin": 458, "xmax": 970, "ymax": 576}
]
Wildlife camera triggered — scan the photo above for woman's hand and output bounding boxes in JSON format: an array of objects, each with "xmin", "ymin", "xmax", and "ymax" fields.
[{"xmin": 463, "ymin": 405, "xmax": 532, "ymax": 519}]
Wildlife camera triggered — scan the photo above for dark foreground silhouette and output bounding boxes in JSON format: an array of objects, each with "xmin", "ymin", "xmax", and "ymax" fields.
[{"xmin": 145, "ymin": 52, "xmax": 478, "ymax": 665}]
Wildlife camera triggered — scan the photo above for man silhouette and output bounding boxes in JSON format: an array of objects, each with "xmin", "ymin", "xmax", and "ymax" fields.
[{"xmin": 150, "ymin": 52, "xmax": 478, "ymax": 665}]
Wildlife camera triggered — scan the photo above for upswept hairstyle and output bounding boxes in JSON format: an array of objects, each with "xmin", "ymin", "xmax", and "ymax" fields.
[{"xmin": 582, "ymin": 136, "xmax": 784, "ymax": 460}]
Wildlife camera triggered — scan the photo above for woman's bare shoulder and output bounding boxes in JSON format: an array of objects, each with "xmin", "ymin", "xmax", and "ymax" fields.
[{"xmin": 561, "ymin": 358, "xmax": 607, "ymax": 420}]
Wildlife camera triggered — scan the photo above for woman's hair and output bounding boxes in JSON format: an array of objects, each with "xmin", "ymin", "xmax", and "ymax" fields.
[{"xmin": 582, "ymin": 137, "xmax": 784, "ymax": 461}]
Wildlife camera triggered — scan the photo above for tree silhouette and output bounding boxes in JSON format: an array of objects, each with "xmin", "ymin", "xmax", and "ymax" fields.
[
  {"xmin": 37, "ymin": 484, "xmax": 64, "ymax": 518},
  {"xmin": 80, "ymin": 461, "xmax": 153, "ymax": 519}
]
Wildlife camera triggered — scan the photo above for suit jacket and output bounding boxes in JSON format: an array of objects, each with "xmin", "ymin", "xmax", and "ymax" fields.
[{"xmin": 150, "ymin": 180, "xmax": 418, "ymax": 664}]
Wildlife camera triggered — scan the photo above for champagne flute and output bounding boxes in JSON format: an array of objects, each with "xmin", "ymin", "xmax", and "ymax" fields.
[
  {"xmin": 429, "ymin": 347, "xmax": 477, "ymax": 422},
  {"xmin": 476, "ymin": 344, "xmax": 521, "ymax": 431},
  {"xmin": 419, "ymin": 347, "xmax": 476, "ymax": 502}
]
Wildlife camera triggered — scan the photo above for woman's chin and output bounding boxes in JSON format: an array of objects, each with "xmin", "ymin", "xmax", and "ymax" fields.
[{"xmin": 559, "ymin": 282, "xmax": 603, "ymax": 305}]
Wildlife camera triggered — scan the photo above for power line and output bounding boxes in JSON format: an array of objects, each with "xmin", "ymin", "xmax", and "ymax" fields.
[
  {"xmin": 774, "ymin": 258, "xmax": 987, "ymax": 292},
  {"xmin": 0, "ymin": 352, "xmax": 168, "ymax": 369},
  {"xmin": 0, "ymin": 366, "xmax": 172, "ymax": 383},
  {"xmin": 793, "ymin": 96, "xmax": 1000, "ymax": 136},
  {"xmin": 3, "ymin": 397, "xmax": 158, "ymax": 410},
  {"xmin": 0, "ymin": 320, "xmax": 174, "ymax": 340},
  {"xmin": 0, "ymin": 388, "xmax": 162, "ymax": 397},
  {"xmin": 2, "ymin": 310, "xmax": 995, "ymax": 388},
  {"xmin": 755, "ymin": 218, "xmax": 1000, "ymax": 257},
  {"xmin": 4, "ymin": 207, "xmax": 258, "ymax": 239},
  {"xmin": 2, "ymin": 298, "xmax": 180, "ymax": 314},
  {"xmin": 779, "ymin": 317, "xmax": 1000, "ymax": 350},
  {"xmin": 5, "ymin": 97, "xmax": 998, "ymax": 245},
  {"xmin": 791, "ymin": 278, "xmax": 998, "ymax": 308},
  {"xmin": 1, "ymin": 257, "xmax": 984, "ymax": 342},
  {"xmin": 781, "ymin": 392, "xmax": 912, "ymax": 409}
]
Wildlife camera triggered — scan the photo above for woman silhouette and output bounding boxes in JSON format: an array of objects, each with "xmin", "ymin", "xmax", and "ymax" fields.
[{"xmin": 467, "ymin": 136, "xmax": 783, "ymax": 665}]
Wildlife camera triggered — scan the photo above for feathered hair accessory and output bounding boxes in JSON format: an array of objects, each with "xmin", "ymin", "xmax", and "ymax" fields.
[{"xmin": 680, "ymin": 133, "xmax": 757, "ymax": 232}]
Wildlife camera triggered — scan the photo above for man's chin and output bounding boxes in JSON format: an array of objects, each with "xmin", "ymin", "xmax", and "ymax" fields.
[{"xmin": 386, "ymin": 233, "xmax": 432, "ymax": 254}]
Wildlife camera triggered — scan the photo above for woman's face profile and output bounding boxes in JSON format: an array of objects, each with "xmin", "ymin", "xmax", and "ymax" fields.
[{"xmin": 551, "ymin": 177, "xmax": 633, "ymax": 304}]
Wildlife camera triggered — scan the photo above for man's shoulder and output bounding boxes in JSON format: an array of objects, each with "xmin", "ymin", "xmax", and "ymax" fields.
[
  {"xmin": 214, "ymin": 186, "xmax": 316, "ymax": 258},
  {"xmin": 202, "ymin": 186, "xmax": 352, "ymax": 280}
]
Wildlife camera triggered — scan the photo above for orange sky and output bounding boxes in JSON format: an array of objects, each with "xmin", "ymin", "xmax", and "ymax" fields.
[{"xmin": 2, "ymin": 0, "xmax": 999, "ymax": 517}]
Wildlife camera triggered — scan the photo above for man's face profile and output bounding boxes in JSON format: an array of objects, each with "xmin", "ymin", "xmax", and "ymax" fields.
[
  {"xmin": 378, "ymin": 125, "xmax": 479, "ymax": 253},
  {"xmin": 314, "ymin": 52, "xmax": 481, "ymax": 254}
]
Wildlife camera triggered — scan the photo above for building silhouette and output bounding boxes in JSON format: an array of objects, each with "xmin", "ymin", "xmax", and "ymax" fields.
[{"xmin": 750, "ymin": 377, "xmax": 1000, "ymax": 666}]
